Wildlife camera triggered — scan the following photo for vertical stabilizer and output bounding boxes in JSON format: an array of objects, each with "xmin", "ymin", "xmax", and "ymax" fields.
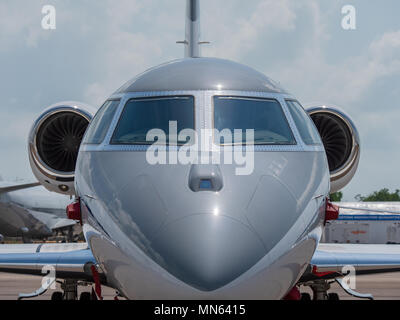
[{"xmin": 185, "ymin": 0, "xmax": 201, "ymax": 58}]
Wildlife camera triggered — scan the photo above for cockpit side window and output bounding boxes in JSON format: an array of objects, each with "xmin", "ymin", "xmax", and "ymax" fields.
[
  {"xmin": 285, "ymin": 100, "xmax": 322, "ymax": 146},
  {"xmin": 83, "ymin": 99, "xmax": 120, "ymax": 145},
  {"xmin": 213, "ymin": 96, "xmax": 296, "ymax": 145},
  {"xmin": 111, "ymin": 96, "xmax": 195, "ymax": 145}
]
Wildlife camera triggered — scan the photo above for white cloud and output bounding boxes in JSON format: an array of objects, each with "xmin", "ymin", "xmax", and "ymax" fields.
[
  {"xmin": 105, "ymin": 0, "xmax": 143, "ymax": 26},
  {"xmin": 84, "ymin": 31, "xmax": 163, "ymax": 106},
  {"xmin": 274, "ymin": 25, "xmax": 400, "ymax": 107},
  {"xmin": 332, "ymin": 30, "xmax": 400, "ymax": 104},
  {"xmin": 1, "ymin": 0, "xmax": 400, "ymax": 199},
  {"xmin": 0, "ymin": 110, "xmax": 36, "ymax": 181},
  {"xmin": 203, "ymin": 0, "xmax": 296, "ymax": 60},
  {"xmin": 0, "ymin": 111, "xmax": 35, "ymax": 143},
  {"xmin": 370, "ymin": 30, "xmax": 400, "ymax": 62},
  {"xmin": 81, "ymin": 0, "xmax": 178, "ymax": 106},
  {"xmin": 0, "ymin": 1, "xmax": 51, "ymax": 50}
]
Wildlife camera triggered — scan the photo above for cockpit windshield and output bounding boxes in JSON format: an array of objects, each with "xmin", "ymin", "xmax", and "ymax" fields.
[
  {"xmin": 285, "ymin": 100, "xmax": 322, "ymax": 146},
  {"xmin": 213, "ymin": 96, "xmax": 296, "ymax": 145},
  {"xmin": 83, "ymin": 100, "xmax": 120, "ymax": 145},
  {"xmin": 111, "ymin": 96, "xmax": 195, "ymax": 145}
]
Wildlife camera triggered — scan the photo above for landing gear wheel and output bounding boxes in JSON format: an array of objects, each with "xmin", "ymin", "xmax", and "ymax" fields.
[
  {"xmin": 301, "ymin": 293, "xmax": 312, "ymax": 301},
  {"xmin": 328, "ymin": 293, "xmax": 340, "ymax": 301},
  {"xmin": 51, "ymin": 292, "xmax": 64, "ymax": 301},
  {"xmin": 80, "ymin": 292, "xmax": 92, "ymax": 301}
]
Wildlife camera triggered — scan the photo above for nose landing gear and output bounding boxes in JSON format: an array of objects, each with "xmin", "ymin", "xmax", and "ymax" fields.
[{"xmin": 301, "ymin": 279, "xmax": 374, "ymax": 300}]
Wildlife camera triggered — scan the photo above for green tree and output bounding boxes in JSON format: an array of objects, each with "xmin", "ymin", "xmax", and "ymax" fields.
[
  {"xmin": 355, "ymin": 188, "xmax": 400, "ymax": 202},
  {"xmin": 330, "ymin": 192, "xmax": 343, "ymax": 202}
]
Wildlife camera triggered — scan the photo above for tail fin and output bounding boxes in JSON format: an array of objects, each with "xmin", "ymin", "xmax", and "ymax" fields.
[
  {"xmin": 185, "ymin": 0, "xmax": 200, "ymax": 57},
  {"xmin": 177, "ymin": 0, "xmax": 208, "ymax": 58}
]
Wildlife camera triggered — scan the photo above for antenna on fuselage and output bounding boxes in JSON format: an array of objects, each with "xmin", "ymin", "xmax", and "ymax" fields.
[{"xmin": 177, "ymin": 0, "xmax": 209, "ymax": 58}]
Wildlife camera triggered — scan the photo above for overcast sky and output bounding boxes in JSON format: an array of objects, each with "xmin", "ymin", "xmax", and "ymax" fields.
[{"xmin": 0, "ymin": 0, "xmax": 399, "ymax": 201}]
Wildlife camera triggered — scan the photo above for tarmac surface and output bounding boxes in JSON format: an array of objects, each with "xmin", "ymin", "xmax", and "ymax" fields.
[
  {"xmin": 0, "ymin": 272, "xmax": 400, "ymax": 300},
  {"xmin": 0, "ymin": 272, "xmax": 118, "ymax": 300},
  {"xmin": 301, "ymin": 272, "xmax": 400, "ymax": 300}
]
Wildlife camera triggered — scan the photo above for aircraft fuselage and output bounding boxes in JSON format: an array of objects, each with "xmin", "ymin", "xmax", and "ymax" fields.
[{"xmin": 74, "ymin": 58, "xmax": 331, "ymax": 299}]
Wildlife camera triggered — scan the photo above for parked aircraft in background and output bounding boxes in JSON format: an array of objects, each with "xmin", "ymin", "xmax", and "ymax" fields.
[
  {"xmin": 0, "ymin": 180, "xmax": 77, "ymax": 242},
  {"xmin": 1, "ymin": 0, "xmax": 400, "ymax": 301}
]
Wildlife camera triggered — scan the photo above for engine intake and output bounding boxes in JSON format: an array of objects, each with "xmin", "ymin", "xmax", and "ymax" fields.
[
  {"xmin": 29, "ymin": 102, "xmax": 95, "ymax": 195},
  {"xmin": 308, "ymin": 106, "xmax": 360, "ymax": 193},
  {"xmin": 36, "ymin": 112, "xmax": 89, "ymax": 173}
]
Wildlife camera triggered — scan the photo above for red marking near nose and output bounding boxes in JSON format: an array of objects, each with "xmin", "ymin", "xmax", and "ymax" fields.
[
  {"xmin": 283, "ymin": 286, "xmax": 301, "ymax": 300},
  {"xmin": 325, "ymin": 199, "xmax": 340, "ymax": 223},
  {"xmin": 66, "ymin": 198, "xmax": 82, "ymax": 225},
  {"xmin": 91, "ymin": 265, "xmax": 103, "ymax": 300},
  {"xmin": 312, "ymin": 266, "xmax": 336, "ymax": 278}
]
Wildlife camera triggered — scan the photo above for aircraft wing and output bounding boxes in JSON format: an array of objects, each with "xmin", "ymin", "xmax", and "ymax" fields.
[
  {"xmin": 0, "ymin": 182, "xmax": 40, "ymax": 195},
  {"xmin": 0, "ymin": 243, "xmax": 97, "ymax": 281},
  {"xmin": 335, "ymin": 202, "xmax": 400, "ymax": 215},
  {"xmin": 305, "ymin": 243, "xmax": 400, "ymax": 281},
  {"xmin": 27, "ymin": 209, "xmax": 76, "ymax": 231}
]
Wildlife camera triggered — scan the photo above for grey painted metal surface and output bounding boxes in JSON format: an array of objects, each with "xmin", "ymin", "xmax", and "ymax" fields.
[
  {"xmin": 0, "ymin": 183, "xmax": 73, "ymax": 239},
  {"xmin": 0, "ymin": 243, "xmax": 95, "ymax": 281},
  {"xmin": 311, "ymin": 243, "xmax": 400, "ymax": 273},
  {"xmin": 78, "ymin": 149, "xmax": 328, "ymax": 294},
  {"xmin": 0, "ymin": 183, "xmax": 40, "ymax": 194},
  {"xmin": 0, "ymin": 201, "xmax": 52, "ymax": 238},
  {"xmin": 116, "ymin": 58, "xmax": 287, "ymax": 94},
  {"xmin": 0, "ymin": 0, "xmax": 375, "ymax": 300},
  {"xmin": 74, "ymin": 55, "xmax": 331, "ymax": 297},
  {"xmin": 184, "ymin": 0, "xmax": 201, "ymax": 58}
]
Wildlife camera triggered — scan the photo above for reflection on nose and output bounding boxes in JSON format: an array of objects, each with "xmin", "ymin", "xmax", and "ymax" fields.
[{"xmin": 152, "ymin": 214, "xmax": 266, "ymax": 291}]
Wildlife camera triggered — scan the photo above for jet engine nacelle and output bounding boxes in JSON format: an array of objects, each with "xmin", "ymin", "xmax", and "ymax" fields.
[
  {"xmin": 28, "ymin": 101, "xmax": 96, "ymax": 195},
  {"xmin": 307, "ymin": 105, "xmax": 360, "ymax": 193}
]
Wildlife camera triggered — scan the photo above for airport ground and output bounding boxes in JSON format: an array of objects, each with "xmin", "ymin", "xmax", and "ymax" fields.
[
  {"xmin": 301, "ymin": 272, "xmax": 400, "ymax": 300},
  {"xmin": 0, "ymin": 272, "xmax": 118, "ymax": 300},
  {"xmin": 0, "ymin": 272, "xmax": 400, "ymax": 300}
]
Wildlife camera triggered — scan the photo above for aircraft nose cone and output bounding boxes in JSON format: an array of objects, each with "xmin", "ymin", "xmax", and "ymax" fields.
[{"xmin": 152, "ymin": 214, "xmax": 266, "ymax": 291}]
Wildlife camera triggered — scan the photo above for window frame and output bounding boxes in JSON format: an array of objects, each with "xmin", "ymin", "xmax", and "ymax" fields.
[
  {"xmin": 82, "ymin": 99, "xmax": 121, "ymax": 145},
  {"xmin": 110, "ymin": 95, "xmax": 196, "ymax": 146},
  {"xmin": 212, "ymin": 95, "xmax": 297, "ymax": 146},
  {"xmin": 285, "ymin": 99, "xmax": 322, "ymax": 146}
]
